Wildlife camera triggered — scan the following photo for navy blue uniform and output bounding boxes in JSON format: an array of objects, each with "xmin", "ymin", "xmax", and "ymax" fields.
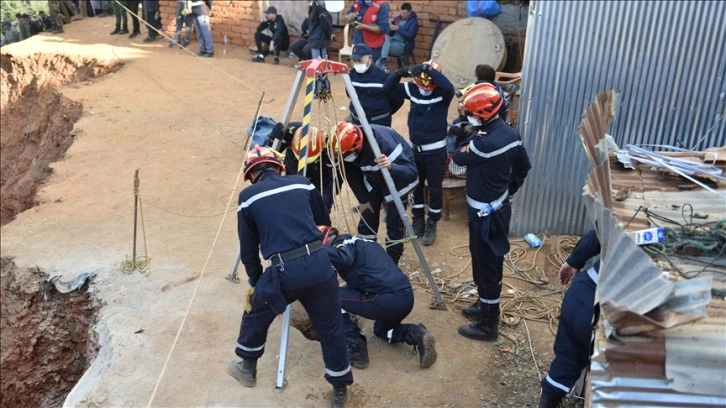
[
  {"xmin": 235, "ymin": 171, "xmax": 352, "ymax": 387},
  {"xmin": 541, "ymin": 230, "xmax": 600, "ymax": 406},
  {"xmin": 384, "ymin": 67, "xmax": 455, "ymax": 222},
  {"xmin": 452, "ymin": 119, "xmax": 530, "ymax": 319},
  {"xmin": 349, "ymin": 64, "xmax": 404, "ymax": 127},
  {"xmin": 343, "ymin": 124, "xmax": 418, "ymax": 265},
  {"xmin": 326, "ymin": 234, "xmax": 414, "ymax": 342}
]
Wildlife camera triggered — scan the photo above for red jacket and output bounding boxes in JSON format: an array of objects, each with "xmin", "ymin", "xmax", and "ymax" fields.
[{"xmin": 361, "ymin": 0, "xmax": 387, "ymax": 48}]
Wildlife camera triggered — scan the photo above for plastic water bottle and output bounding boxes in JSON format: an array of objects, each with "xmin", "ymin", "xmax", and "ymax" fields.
[{"xmin": 223, "ymin": 34, "xmax": 229, "ymax": 56}]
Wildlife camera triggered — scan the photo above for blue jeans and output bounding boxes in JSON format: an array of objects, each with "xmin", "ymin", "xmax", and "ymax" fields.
[
  {"xmin": 192, "ymin": 5, "xmax": 213, "ymax": 53},
  {"xmin": 311, "ymin": 48, "xmax": 328, "ymax": 59}
]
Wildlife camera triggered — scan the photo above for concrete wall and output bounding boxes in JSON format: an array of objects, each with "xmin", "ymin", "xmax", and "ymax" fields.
[{"xmin": 158, "ymin": 1, "xmax": 527, "ymax": 72}]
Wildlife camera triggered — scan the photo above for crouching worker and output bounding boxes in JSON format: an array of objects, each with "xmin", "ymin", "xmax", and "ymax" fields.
[
  {"xmin": 319, "ymin": 226, "xmax": 437, "ymax": 369},
  {"xmin": 228, "ymin": 146, "xmax": 353, "ymax": 408}
]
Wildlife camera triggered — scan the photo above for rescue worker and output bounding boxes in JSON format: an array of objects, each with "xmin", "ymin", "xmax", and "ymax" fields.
[
  {"xmin": 453, "ymin": 83, "xmax": 531, "ymax": 341},
  {"xmin": 329, "ymin": 121, "xmax": 418, "ymax": 266},
  {"xmin": 320, "ymin": 226, "xmax": 437, "ymax": 370},
  {"xmin": 540, "ymin": 230, "xmax": 600, "ymax": 408},
  {"xmin": 268, "ymin": 121, "xmax": 341, "ymax": 211},
  {"xmin": 384, "ymin": 60, "xmax": 455, "ymax": 245},
  {"xmin": 347, "ymin": 43, "xmax": 404, "ymax": 127},
  {"xmin": 228, "ymin": 146, "xmax": 353, "ymax": 408}
]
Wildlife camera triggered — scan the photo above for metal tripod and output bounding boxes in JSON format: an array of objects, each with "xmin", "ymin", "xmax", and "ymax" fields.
[{"xmin": 228, "ymin": 59, "xmax": 446, "ymax": 391}]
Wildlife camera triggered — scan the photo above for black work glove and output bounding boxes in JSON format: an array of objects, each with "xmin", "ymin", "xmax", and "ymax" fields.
[
  {"xmin": 396, "ymin": 66, "xmax": 411, "ymax": 77},
  {"xmin": 269, "ymin": 122, "xmax": 286, "ymax": 141},
  {"xmin": 411, "ymin": 64, "xmax": 426, "ymax": 75}
]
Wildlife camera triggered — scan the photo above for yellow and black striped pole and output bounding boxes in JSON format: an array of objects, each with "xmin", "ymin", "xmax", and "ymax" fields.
[{"xmin": 297, "ymin": 74, "xmax": 316, "ymax": 176}]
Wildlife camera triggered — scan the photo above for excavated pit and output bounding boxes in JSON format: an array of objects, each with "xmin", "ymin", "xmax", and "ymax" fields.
[{"xmin": 0, "ymin": 52, "xmax": 122, "ymax": 405}]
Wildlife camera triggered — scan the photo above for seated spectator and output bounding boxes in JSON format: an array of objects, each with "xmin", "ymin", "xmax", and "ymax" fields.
[
  {"xmin": 1, "ymin": 20, "xmax": 21, "ymax": 47},
  {"xmin": 289, "ymin": 17, "xmax": 312, "ymax": 61},
  {"xmin": 16, "ymin": 13, "xmax": 31, "ymax": 40},
  {"xmin": 36, "ymin": 11, "xmax": 54, "ymax": 32},
  {"xmin": 251, "ymin": 6, "xmax": 290, "ymax": 65},
  {"xmin": 379, "ymin": 3, "xmax": 418, "ymax": 68}
]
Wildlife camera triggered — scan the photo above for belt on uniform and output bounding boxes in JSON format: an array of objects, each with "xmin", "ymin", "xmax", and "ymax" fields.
[
  {"xmin": 268, "ymin": 240, "xmax": 323, "ymax": 266},
  {"xmin": 467, "ymin": 190, "xmax": 509, "ymax": 218},
  {"xmin": 412, "ymin": 139, "xmax": 447, "ymax": 153},
  {"xmin": 351, "ymin": 111, "xmax": 390, "ymax": 122}
]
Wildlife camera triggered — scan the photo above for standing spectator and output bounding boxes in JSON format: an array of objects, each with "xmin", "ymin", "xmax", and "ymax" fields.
[
  {"xmin": 346, "ymin": 0, "xmax": 390, "ymax": 67},
  {"xmin": 344, "ymin": 0, "xmax": 365, "ymax": 44},
  {"xmin": 384, "ymin": 61, "xmax": 455, "ymax": 245},
  {"xmin": 251, "ymin": 6, "xmax": 289, "ymax": 65},
  {"xmin": 1, "ymin": 20, "xmax": 21, "ymax": 47},
  {"xmin": 322, "ymin": 227, "xmax": 438, "ymax": 370},
  {"xmin": 142, "ymin": 0, "xmax": 161, "ymax": 42},
  {"xmin": 170, "ymin": 0, "xmax": 194, "ymax": 48},
  {"xmin": 329, "ymin": 121, "xmax": 418, "ymax": 266},
  {"xmin": 307, "ymin": 0, "xmax": 333, "ymax": 59},
  {"xmin": 289, "ymin": 17, "xmax": 312, "ymax": 61},
  {"xmin": 379, "ymin": 3, "xmax": 418, "ymax": 67},
  {"xmin": 347, "ymin": 44, "xmax": 403, "ymax": 127},
  {"xmin": 228, "ymin": 146, "xmax": 353, "ymax": 408},
  {"xmin": 539, "ymin": 230, "xmax": 600, "ymax": 408},
  {"xmin": 110, "ymin": 0, "xmax": 129, "ymax": 35},
  {"xmin": 16, "ymin": 14, "xmax": 32, "ymax": 40},
  {"xmin": 453, "ymin": 83, "xmax": 531, "ymax": 342},
  {"xmin": 48, "ymin": 0, "xmax": 65, "ymax": 34},
  {"xmin": 37, "ymin": 11, "xmax": 54, "ymax": 32},
  {"xmin": 125, "ymin": 0, "xmax": 141, "ymax": 38},
  {"xmin": 190, "ymin": 0, "xmax": 214, "ymax": 57}
]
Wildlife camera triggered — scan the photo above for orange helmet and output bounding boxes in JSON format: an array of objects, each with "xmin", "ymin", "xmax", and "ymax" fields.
[
  {"xmin": 414, "ymin": 60, "xmax": 442, "ymax": 91},
  {"xmin": 243, "ymin": 145, "xmax": 284, "ymax": 182},
  {"xmin": 462, "ymin": 82, "xmax": 503, "ymax": 121},
  {"xmin": 317, "ymin": 225, "xmax": 339, "ymax": 245},
  {"xmin": 291, "ymin": 126, "xmax": 326, "ymax": 163},
  {"xmin": 329, "ymin": 122, "xmax": 364, "ymax": 155}
]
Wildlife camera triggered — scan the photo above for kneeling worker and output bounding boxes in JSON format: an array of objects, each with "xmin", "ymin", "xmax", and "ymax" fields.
[{"xmin": 320, "ymin": 225, "xmax": 437, "ymax": 370}]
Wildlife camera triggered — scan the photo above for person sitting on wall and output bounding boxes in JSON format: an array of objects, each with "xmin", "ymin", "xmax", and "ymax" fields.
[{"xmin": 251, "ymin": 6, "xmax": 290, "ymax": 65}]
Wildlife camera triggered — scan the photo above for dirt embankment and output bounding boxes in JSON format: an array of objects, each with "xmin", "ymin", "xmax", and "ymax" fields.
[{"xmin": 0, "ymin": 53, "xmax": 122, "ymax": 225}]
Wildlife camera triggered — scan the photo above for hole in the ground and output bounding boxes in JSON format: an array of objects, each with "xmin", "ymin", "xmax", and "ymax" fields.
[
  {"xmin": 0, "ymin": 53, "xmax": 124, "ymax": 225},
  {"xmin": 0, "ymin": 257, "xmax": 101, "ymax": 407}
]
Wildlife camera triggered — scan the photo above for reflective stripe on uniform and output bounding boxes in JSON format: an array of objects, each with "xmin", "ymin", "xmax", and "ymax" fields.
[
  {"xmin": 352, "ymin": 81, "xmax": 384, "ymax": 88},
  {"xmin": 479, "ymin": 297, "xmax": 500, "ymax": 304},
  {"xmin": 545, "ymin": 373, "xmax": 571, "ymax": 393},
  {"xmin": 469, "ymin": 140, "xmax": 522, "ymax": 159},
  {"xmin": 404, "ymin": 83, "xmax": 443, "ymax": 105},
  {"xmin": 236, "ymin": 342, "xmax": 264, "ymax": 352},
  {"xmin": 326, "ymin": 364, "xmax": 352, "ymax": 377},
  {"xmin": 586, "ymin": 266, "xmax": 599, "ymax": 284},
  {"xmin": 238, "ymin": 183, "xmax": 315, "ymax": 211}
]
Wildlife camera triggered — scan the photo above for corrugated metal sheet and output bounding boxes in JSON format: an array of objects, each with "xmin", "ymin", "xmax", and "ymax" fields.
[{"xmin": 511, "ymin": 0, "xmax": 726, "ymax": 236}]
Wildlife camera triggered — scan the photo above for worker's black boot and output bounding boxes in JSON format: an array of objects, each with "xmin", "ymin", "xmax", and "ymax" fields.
[
  {"xmin": 227, "ymin": 358, "xmax": 257, "ymax": 387},
  {"xmin": 421, "ymin": 219, "xmax": 437, "ymax": 245},
  {"xmin": 412, "ymin": 217, "xmax": 425, "ymax": 237},
  {"xmin": 402, "ymin": 323, "xmax": 437, "ymax": 368},
  {"xmin": 538, "ymin": 390, "xmax": 563, "ymax": 408},
  {"xmin": 458, "ymin": 318, "xmax": 499, "ymax": 341},
  {"xmin": 461, "ymin": 300, "xmax": 487, "ymax": 320},
  {"xmin": 331, "ymin": 385, "xmax": 349, "ymax": 408},
  {"xmin": 110, "ymin": 25, "xmax": 121, "ymax": 34},
  {"xmin": 346, "ymin": 334, "xmax": 369, "ymax": 369}
]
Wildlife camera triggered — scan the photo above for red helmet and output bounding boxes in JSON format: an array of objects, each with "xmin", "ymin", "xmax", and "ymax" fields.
[
  {"xmin": 243, "ymin": 145, "xmax": 284, "ymax": 182},
  {"xmin": 414, "ymin": 60, "xmax": 442, "ymax": 91},
  {"xmin": 462, "ymin": 82, "xmax": 503, "ymax": 121},
  {"xmin": 291, "ymin": 126, "xmax": 326, "ymax": 163},
  {"xmin": 329, "ymin": 122, "xmax": 364, "ymax": 155},
  {"xmin": 317, "ymin": 225, "xmax": 339, "ymax": 245}
]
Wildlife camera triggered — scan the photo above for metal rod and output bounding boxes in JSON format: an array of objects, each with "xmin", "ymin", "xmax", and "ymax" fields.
[
  {"xmin": 342, "ymin": 74, "xmax": 447, "ymax": 309},
  {"xmin": 132, "ymin": 169, "xmax": 139, "ymax": 267}
]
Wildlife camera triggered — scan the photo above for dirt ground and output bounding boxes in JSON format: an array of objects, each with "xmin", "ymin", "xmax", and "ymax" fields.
[{"xmin": 1, "ymin": 17, "xmax": 581, "ymax": 408}]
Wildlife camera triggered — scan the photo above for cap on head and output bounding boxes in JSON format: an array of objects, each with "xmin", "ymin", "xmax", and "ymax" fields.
[
  {"xmin": 350, "ymin": 44, "xmax": 373, "ymax": 61},
  {"xmin": 414, "ymin": 60, "xmax": 442, "ymax": 91},
  {"xmin": 318, "ymin": 225, "xmax": 339, "ymax": 245},
  {"xmin": 291, "ymin": 126, "xmax": 326, "ymax": 164},
  {"xmin": 263, "ymin": 6, "xmax": 277, "ymax": 14},
  {"xmin": 462, "ymin": 82, "xmax": 503, "ymax": 122},
  {"xmin": 243, "ymin": 145, "xmax": 284, "ymax": 182},
  {"xmin": 330, "ymin": 122, "xmax": 364, "ymax": 156}
]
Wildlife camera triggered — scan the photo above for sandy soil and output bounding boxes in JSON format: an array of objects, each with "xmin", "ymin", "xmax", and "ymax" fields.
[{"xmin": 1, "ymin": 17, "xmax": 575, "ymax": 408}]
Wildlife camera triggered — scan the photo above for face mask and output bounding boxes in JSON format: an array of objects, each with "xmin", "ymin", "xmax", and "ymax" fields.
[
  {"xmin": 353, "ymin": 63, "xmax": 368, "ymax": 73},
  {"xmin": 467, "ymin": 116, "xmax": 482, "ymax": 127},
  {"xmin": 418, "ymin": 88, "xmax": 433, "ymax": 96}
]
